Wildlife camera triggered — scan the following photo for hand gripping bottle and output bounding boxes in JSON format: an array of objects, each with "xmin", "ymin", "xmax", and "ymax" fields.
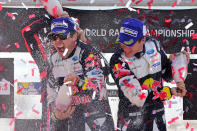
[
  {"xmin": 56, "ymin": 84, "xmax": 72, "ymax": 110},
  {"xmin": 42, "ymin": 0, "xmax": 64, "ymax": 18},
  {"xmin": 171, "ymin": 52, "xmax": 188, "ymax": 83}
]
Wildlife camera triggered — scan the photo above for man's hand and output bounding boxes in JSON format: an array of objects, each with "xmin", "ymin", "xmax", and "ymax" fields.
[
  {"xmin": 58, "ymin": 11, "xmax": 70, "ymax": 18},
  {"xmin": 169, "ymin": 50, "xmax": 190, "ymax": 64},
  {"xmin": 171, "ymin": 81, "xmax": 187, "ymax": 97},
  {"xmin": 64, "ymin": 72, "xmax": 79, "ymax": 86},
  {"xmin": 78, "ymin": 29, "xmax": 87, "ymax": 42},
  {"xmin": 53, "ymin": 105, "xmax": 76, "ymax": 120}
]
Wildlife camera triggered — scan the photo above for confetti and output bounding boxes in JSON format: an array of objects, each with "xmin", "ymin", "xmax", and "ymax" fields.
[
  {"xmin": 172, "ymin": 0, "xmax": 177, "ymax": 7},
  {"xmin": 165, "ymin": 18, "xmax": 172, "ymax": 23},
  {"xmin": 14, "ymin": 79, "xmax": 18, "ymax": 83},
  {"xmin": 185, "ymin": 22, "xmax": 193, "ymax": 30},
  {"xmin": 192, "ymin": 0, "xmax": 195, "ymax": 3},
  {"xmin": 40, "ymin": 70, "xmax": 47, "ymax": 80},
  {"xmin": 2, "ymin": 104, "xmax": 6, "ymax": 111},
  {"xmin": 186, "ymin": 122, "xmax": 189, "ymax": 129},
  {"xmin": 17, "ymin": 88, "xmax": 23, "ymax": 94},
  {"xmin": 191, "ymin": 33, "xmax": 197, "ymax": 39},
  {"xmin": 135, "ymin": 0, "xmax": 143, "ymax": 5},
  {"xmin": 0, "ymin": 3, "xmax": 2, "ymax": 11},
  {"xmin": 32, "ymin": 109, "xmax": 40, "ymax": 114},
  {"xmin": 29, "ymin": 61, "xmax": 36, "ymax": 64},
  {"xmin": 192, "ymin": 46, "xmax": 196, "ymax": 53},
  {"xmin": 29, "ymin": 14, "xmax": 36, "ymax": 19},
  {"xmin": 21, "ymin": 2, "xmax": 28, "ymax": 10},
  {"xmin": 35, "ymin": 4, "xmax": 41, "ymax": 7},
  {"xmin": 7, "ymin": 13, "xmax": 15, "ymax": 20},
  {"xmin": 168, "ymin": 116, "xmax": 179, "ymax": 124},
  {"xmin": 40, "ymin": 89, "xmax": 46, "ymax": 103},
  {"xmin": 136, "ymin": 9, "xmax": 140, "ymax": 14},
  {"xmin": 32, "ymin": 68, "xmax": 34, "ymax": 76},
  {"xmin": 147, "ymin": 0, "xmax": 154, "ymax": 10},
  {"xmin": 120, "ymin": 0, "xmax": 126, "ymax": 5},
  {"xmin": 63, "ymin": 48, "xmax": 68, "ymax": 56},
  {"xmin": 191, "ymin": 128, "xmax": 194, "ymax": 131},
  {"xmin": 126, "ymin": 0, "xmax": 136, "ymax": 12},
  {"xmin": 14, "ymin": 42, "xmax": 20, "ymax": 48}
]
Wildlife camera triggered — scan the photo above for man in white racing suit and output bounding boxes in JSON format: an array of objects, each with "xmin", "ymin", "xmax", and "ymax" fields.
[
  {"xmin": 110, "ymin": 18, "xmax": 189, "ymax": 131},
  {"xmin": 22, "ymin": 15, "xmax": 114, "ymax": 131}
]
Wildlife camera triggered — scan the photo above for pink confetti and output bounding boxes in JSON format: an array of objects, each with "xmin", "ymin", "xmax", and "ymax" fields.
[
  {"xmin": 168, "ymin": 101, "xmax": 172, "ymax": 108},
  {"xmin": 172, "ymin": 0, "xmax": 177, "ymax": 7},
  {"xmin": 7, "ymin": 13, "xmax": 14, "ymax": 19},
  {"xmin": 182, "ymin": 39, "xmax": 186, "ymax": 43},
  {"xmin": 9, "ymin": 111, "xmax": 23, "ymax": 126},
  {"xmin": 192, "ymin": 0, "xmax": 195, "ymax": 3},
  {"xmin": 16, "ymin": 111, "xmax": 23, "ymax": 116},
  {"xmin": 186, "ymin": 122, "xmax": 189, "ymax": 129},
  {"xmin": 40, "ymin": 89, "xmax": 46, "ymax": 103},
  {"xmin": 0, "ymin": 3, "xmax": 2, "ymax": 11},
  {"xmin": 192, "ymin": 46, "xmax": 196, "ymax": 53},
  {"xmin": 168, "ymin": 117, "xmax": 179, "ymax": 124},
  {"xmin": 44, "ymin": 6, "xmax": 48, "ymax": 11},
  {"xmin": 29, "ymin": 14, "xmax": 36, "ymax": 19},
  {"xmin": 147, "ymin": 0, "xmax": 154, "ymax": 10},
  {"xmin": 165, "ymin": 18, "xmax": 172, "ymax": 23},
  {"xmin": 191, "ymin": 128, "xmax": 194, "ymax": 131},
  {"xmin": 136, "ymin": 0, "xmax": 143, "ymax": 5},
  {"xmin": 191, "ymin": 33, "xmax": 197, "ymax": 39},
  {"xmin": 17, "ymin": 88, "xmax": 23, "ymax": 94},
  {"xmin": 44, "ymin": 0, "xmax": 48, "ymax": 2},
  {"xmin": 32, "ymin": 68, "xmax": 34, "ymax": 76},
  {"xmin": 2, "ymin": 104, "xmax": 6, "ymax": 111},
  {"xmin": 29, "ymin": 61, "xmax": 36, "ymax": 64},
  {"xmin": 32, "ymin": 109, "xmax": 40, "ymax": 114},
  {"xmin": 14, "ymin": 79, "xmax": 18, "ymax": 83},
  {"xmin": 120, "ymin": 0, "xmax": 126, "ymax": 5},
  {"xmin": 9, "ymin": 118, "xmax": 16, "ymax": 126},
  {"xmin": 40, "ymin": 70, "xmax": 47, "ymax": 80},
  {"xmin": 136, "ymin": 9, "xmax": 140, "ymax": 14},
  {"xmin": 35, "ymin": 4, "xmax": 41, "ymax": 7},
  {"xmin": 14, "ymin": 42, "xmax": 20, "ymax": 48}
]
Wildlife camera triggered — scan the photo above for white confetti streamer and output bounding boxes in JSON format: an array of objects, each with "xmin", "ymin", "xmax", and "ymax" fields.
[
  {"xmin": 21, "ymin": 2, "xmax": 28, "ymax": 10},
  {"xmin": 92, "ymin": 91, "xmax": 96, "ymax": 99},
  {"xmin": 126, "ymin": 0, "xmax": 136, "ymax": 12},
  {"xmin": 185, "ymin": 22, "xmax": 193, "ymax": 30},
  {"xmin": 63, "ymin": 48, "xmax": 68, "ymax": 56}
]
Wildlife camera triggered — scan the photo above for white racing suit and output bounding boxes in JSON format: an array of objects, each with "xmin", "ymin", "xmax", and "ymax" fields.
[
  {"xmin": 22, "ymin": 14, "xmax": 114, "ymax": 131},
  {"xmin": 110, "ymin": 37, "xmax": 173, "ymax": 131}
]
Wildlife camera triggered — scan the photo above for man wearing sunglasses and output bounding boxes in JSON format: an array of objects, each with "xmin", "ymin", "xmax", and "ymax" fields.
[
  {"xmin": 110, "ymin": 18, "xmax": 189, "ymax": 131},
  {"xmin": 22, "ymin": 14, "xmax": 114, "ymax": 130}
]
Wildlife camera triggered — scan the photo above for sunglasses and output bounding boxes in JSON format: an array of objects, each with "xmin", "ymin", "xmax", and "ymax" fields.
[{"xmin": 48, "ymin": 34, "xmax": 68, "ymax": 41}]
